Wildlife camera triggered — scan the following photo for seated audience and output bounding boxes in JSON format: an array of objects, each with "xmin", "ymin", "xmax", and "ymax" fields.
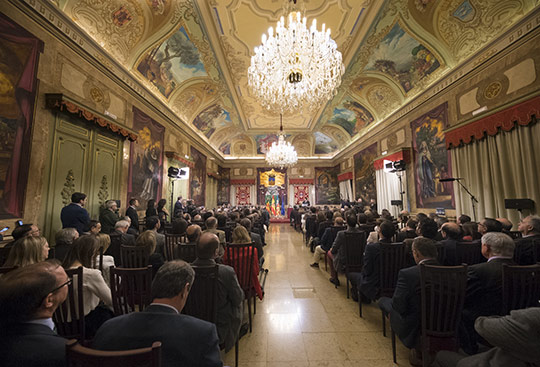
[
  {"xmin": 462, "ymin": 221, "xmax": 481, "ymax": 241},
  {"xmin": 514, "ymin": 215, "xmax": 540, "ymax": 264},
  {"xmin": 53, "ymin": 227, "xmax": 79, "ymax": 262},
  {"xmin": 461, "ymin": 232, "xmax": 515, "ymax": 354},
  {"xmin": 203, "ymin": 216, "xmax": 226, "ymax": 257},
  {"xmin": 439, "ymin": 222, "xmax": 461, "ymax": 265},
  {"xmin": 99, "ymin": 200, "xmax": 120, "ymax": 234},
  {"xmin": 60, "ymin": 192, "xmax": 90, "ymax": 235},
  {"xmin": 310, "ymin": 216, "xmax": 344, "ymax": 268},
  {"xmin": 230, "ymin": 226, "xmax": 263, "ymax": 300},
  {"xmin": 328, "ymin": 213, "xmax": 363, "ymax": 286},
  {"xmin": 349, "ymin": 220, "xmax": 396, "ymax": 302},
  {"xmin": 186, "ymin": 224, "xmax": 202, "ymax": 246},
  {"xmin": 240, "ymin": 218, "xmax": 264, "ymax": 261},
  {"xmin": 110, "ymin": 219, "xmax": 136, "ymax": 247},
  {"xmin": 478, "ymin": 217, "xmax": 503, "ymax": 236},
  {"xmin": 87, "ymin": 219, "xmax": 101, "ymax": 235},
  {"xmin": 62, "ymin": 235, "xmax": 114, "ymax": 338},
  {"xmin": 496, "ymin": 217, "xmax": 513, "ymax": 235},
  {"xmin": 193, "ymin": 232, "xmax": 244, "ymax": 352},
  {"xmin": 136, "ymin": 230, "xmax": 165, "ymax": 277},
  {"xmin": 434, "ymin": 307, "xmax": 540, "ymax": 367},
  {"xmin": 378, "ymin": 238, "xmax": 439, "ymax": 354},
  {"xmin": 457, "ymin": 214, "xmax": 471, "ymax": 225},
  {"xmin": 172, "ymin": 217, "xmax": 189, "ymax": 234},
  {"xmin": 92, "ymin": 260, "xmax": 223, "ymax": 367},
  {"xmin": 4, "ymin": 236, "xmax": 50, "ymax": 268},
  {"xmin": 94, "ymin": 233, "xmax": 115, "ymax": 286},
  {"xmin": 0, "ymin": 260, "xmax": 69, "ymax": 367},
  {"xmin": 5, "ymin": 223, "xmax": 40, "ymax": 248},
  {"xmin": 396, "ymin": 219, "xmax": 418, "ymax": 242},
  {"xmin": 145, "ymin": 216, "xmax": 165, "ymax": 256}
]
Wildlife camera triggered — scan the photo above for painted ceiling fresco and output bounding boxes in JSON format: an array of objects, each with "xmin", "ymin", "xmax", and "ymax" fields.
[{"xmin": 56, "ymin": 0, "xmax": 537, "ymax": 158}]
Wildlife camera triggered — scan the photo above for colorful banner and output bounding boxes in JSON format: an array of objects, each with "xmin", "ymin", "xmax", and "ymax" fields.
[
  {"xmin": 293, "ymin": 185, "xmax": 310, "ymax": 204},
  {"xmin": 236, "ymin": 185, "xmax": 251, "ymax": 205},
  {"xmin": 257, "ymin": 168, "xmax": 287, "ymax": 217}
]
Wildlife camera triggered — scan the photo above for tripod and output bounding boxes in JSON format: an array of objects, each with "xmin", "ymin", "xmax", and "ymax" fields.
[{"xmin": 455, "ymin": 179, "xmax": 478, "ymax": 221}]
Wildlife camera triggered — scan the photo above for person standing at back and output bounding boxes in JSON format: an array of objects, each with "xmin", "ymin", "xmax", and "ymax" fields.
[
  {"xmin": 60, "ymin": 192, "xmax": 90, "ymax": 235},
  {"xmin": 125, "ymin": 198, "xmax": 140, "ymax": 235}
]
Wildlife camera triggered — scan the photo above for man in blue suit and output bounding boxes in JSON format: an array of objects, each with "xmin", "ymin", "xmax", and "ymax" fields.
[
  {"xmin": 60, "ymin": 192, "xmax": 90, "ymax": 235},
  {"xmin": 93, "ymin": 260, "xmax": 223, "ymax": 367}
]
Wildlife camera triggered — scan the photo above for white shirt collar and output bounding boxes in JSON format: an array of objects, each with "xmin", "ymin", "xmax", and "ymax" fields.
[
  {"xmin": 27, "ymin": 318, "xmax": 55, "ymax": 330},
  {"xmin": 149, "ymin": 303, "xmax": 179, "ymax": 314}
]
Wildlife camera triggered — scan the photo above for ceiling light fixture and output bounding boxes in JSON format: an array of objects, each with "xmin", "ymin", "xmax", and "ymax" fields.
[
  {"xmin": 248, "ymin": 0, "xmax": 345, "ymax": 114},
  {"xmin": 265, "ymin": 114, "xmax": 298, "ymax": 169}
]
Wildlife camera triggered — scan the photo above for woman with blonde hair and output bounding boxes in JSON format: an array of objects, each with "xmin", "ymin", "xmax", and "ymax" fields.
[
  {"xmin": 94, "ymin": 233, "xmax": 115, "ymax": 286},
  {"xmin": 136, "ymin": 230, "xmax": 164, "ymax": 276},
  {"xmin": 232, "ymin": 225, "xmax": 252, "ymax": 244},
  {"xmin": 4, "ymin": 236, "xmax": 50, "ymax": 267}
]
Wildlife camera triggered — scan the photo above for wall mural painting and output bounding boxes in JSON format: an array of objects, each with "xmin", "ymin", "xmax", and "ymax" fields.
[
  {"xmin": 219, "ymin": 141, "xmax": 231, "ymax": 155},
  {"xmin": 328, "ymin": 97, "xmax": 375, "ymax": 137},
  {"xmin": 127, "ymin": 107, "xmax": 165, "ymax": 210},
  {"xmin": 366, "ymin": 22, "xmax": 440, "ymax": 93},
  {"xmin": 411, "ymin": 102, "xmax": 455, "ymax": 209},
  {"xmin": 354, "ymin": 143, "xmax": 378, "ymax": 204},
  {"xmin": 315, "ymin": 166, "xmax": 340, "ymax": 205},
  {"xmin": 255, "ymin": 134, "xmax": 278, "ymax": 155},
  {"xmin": 192, "ymin": 104, "xmax": 231, "ymax": 139},
  {"xmin": 257, "ymin": 168, "xmax": 287, "ymax": 217},
  {"xmin": 217, "ymin": 166, "xmax": 230, "ymax": 205},
  {"xmin": 314, "ymin": 131, "xmax": 338, "ymax": 154},
  {"xmin": 0, "ymin": 14, "xmax": 43, "ymax": 218},
  {"xmin": 190, "ymin": 146, "xmax": 207, "ymax": 206},
  {"xmin": 136, "ymin": 26, "xmax": 207, "ymax": 98}
]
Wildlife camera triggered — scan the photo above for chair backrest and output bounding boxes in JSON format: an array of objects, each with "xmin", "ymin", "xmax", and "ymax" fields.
[
  {"xmin": 96, "ymin": 246, "xmax": 104, "ymax": 272},
  {"xmin": 378, "ymin": 242, "xmax": 408, "ymax": 298},
  {"xmin": 343, "ymin": 232, "xmax": 367, "ymax": 274},
  {"xmin": 0, "ymin": 246, "xmax": 11, "ymax": 266},
  {"xmin": 177, "ymin": 244, "xmax": 197, "ymax": 263},
  {"xmin": 106, "ymin": 234, "xmax": 123, "ymax": 266},
  {"xmin": 502, "ymin": 264, "xmax": 540, "ymax": 315},
  {"xmin": 455, "ymin": 242, "xmax": 485, "ymax": 265},
  {"xmin": 224, "ymin": 243, "xmax": 254, "ymax": 293},
  {"xmin": 164, "ymin": 234, "xmax": 185, "ymax": 261},
  {"xmin": 110, "ymin": 266, "xmax": 153, "ymax": 316},
  {"xmin": 53, "ymin": 267, "xmax": 85, "ymax": 341},
  {"xmin": 420, "ymin": 264, "xmax": 468, "ymax": 353},
  {"xmin": 434, "ymin": 243, "xmax": 446, "ymax": 265},
  {"xmin": 182, "ymin": 265, "xmax": 219, "ymax": 323},
  {"xmin": 121, "ymin": 245, "xmax": 150, "ymax": 268},
  {"xmin": 219, "ymin": 226, "xmax": 233, "ymax": 243},
  {"xmin": 66, "ymin": 339, "xmax": 162, "ymax": 367}
]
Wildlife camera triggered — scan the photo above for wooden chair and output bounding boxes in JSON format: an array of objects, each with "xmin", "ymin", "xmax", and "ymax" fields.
[
  {"xmin": 183, "ymin": 265, "xmax": 219, "ymax": 322},
  {"xmin": 513, "ymin": 238, "xmax": 539, "ymax": 265},
  {"xmin": 224, "ymin": 243, "xmax": 255, "ymax": 332},
  {"xmin": 456, "ymin": 241, "xmax": 485, "ymax": 265},
  {"xmin": 0, "ymin": 266, "xmax": 17, "ymax": 274},
  {"xmin": 378, "ymin": 242, "xmax": 407, "ymax": 329},
  {"xmin": 343, "ymin": 231, "xmax": 367, "ymax": 299},
  {"xmin": 66, "ymin": 339, "xmax": 162, "ymax": 367},
  {"xmin": 418, "ymin": 264, "xmax": 468, "ymax": 367},
  {"xmin": 53, "ymin": 267, "xmax": 85, "ymax": 341},
  {"xmin": 106, "ymin": 234, "xmax": 123, "ymax": 266},
  {"xmin": 502, "ymin": 264, "xmax": 540, "ymax": 315},
  {"xmin": 0, "ymin": 246, "xmax": 11, "ymax": 266},
  {"xmin": 110, "ymin": 266, "xmax": 153, "ymax": 316},
  {"xmin": 120, "ymin": 245, "xmax": 150, "ymax": 268},
  {"xmin": 164, "ymin": 234, "xmax": 185, "ymax": 261},
  {"xmin": 323, "ymin": 226, "xmax": 347, "ymax": 270},
  {"xmin": 177, "ymin": 244, "xmax": 197, "ymax": 263}
]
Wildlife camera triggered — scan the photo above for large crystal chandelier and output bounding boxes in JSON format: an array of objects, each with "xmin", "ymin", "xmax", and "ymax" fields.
[
  {"xmin": 266, "ymin": 114, "xmax": 298, "ymax": 169},
  {"xmin": 248, "ymin": 0, "xmax": 345, "ymax": 114}
]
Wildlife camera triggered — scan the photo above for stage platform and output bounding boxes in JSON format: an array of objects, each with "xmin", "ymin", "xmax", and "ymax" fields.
[{"xmin": 270, "ymin": 217, "xmax": 289, "ymax": 223}]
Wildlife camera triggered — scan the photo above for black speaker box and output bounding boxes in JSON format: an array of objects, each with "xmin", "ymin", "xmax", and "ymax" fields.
[
  {"xmin": 504, "ymin": 199, "xmax": 534, "ymax": 210},
  {"xmin": 391, "ymin": 200, "xmax": 402, "ymax": 206}
]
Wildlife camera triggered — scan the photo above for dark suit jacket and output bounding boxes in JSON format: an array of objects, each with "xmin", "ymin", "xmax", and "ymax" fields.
[
  {"xmin": 99, "ymin": 209, "xmax": 120, "ymax": 234},
  {"xmin": 93, "ymin": 304, "xmax": 222, "ymax": 367},
  {"xmin": 317, "ymin": 220, "xmax": 332, "ymax": 239},
  {"xmin": 330, "ymin": 227, "xmax": 363, "ymax": 273},
  {"xmin": 514, "ymin": 234, "xmax": 540, "ymax": 265},
  {"xmin": 396, "ymin": 230, "xmax": 417, "ymax": 243},
  {"xmin": 125, "ymin": 206, "xmax": 140, "ymax": 233},
  {"xmin": 250, "ymin": 232, "xmax": 264, "ymax": 261},
  {"xmin": 439, "ymin": 238, "xmax": 458, "ymax": 265},
  {"xmin": 173, "ymin": 201, "xmax": 184, "ymax": 217},
  {"xmin": 388, "ymin": 259, "xmax": 439, "ymax": 349},
  {"xmin": 358, "ymin": 238, "xmax": 392, "ymax": 300},
  {"xmin": 0, "ymin": 322, "xmax": 66, "ymax": 367},
  {"xmin": 60, "ymin": 203, "xmax": 90, "ymax": 234}
]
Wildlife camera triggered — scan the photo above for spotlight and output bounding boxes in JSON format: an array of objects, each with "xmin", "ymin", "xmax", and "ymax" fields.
[{"xmin": 168, "ymin": 167, "xmax": 179, "ymax": 178}]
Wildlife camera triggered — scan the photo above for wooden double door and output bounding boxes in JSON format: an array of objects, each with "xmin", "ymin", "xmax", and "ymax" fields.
[{"xmin": 44, "ymin": 114, "xmax": 124, "ymax": 241}]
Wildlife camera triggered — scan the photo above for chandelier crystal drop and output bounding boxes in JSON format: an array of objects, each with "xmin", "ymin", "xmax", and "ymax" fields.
[
  {"xmin": 248, "ymin": 3, "xmax": 345, "ymax": 114},
  {"xmin": 265, "ymin": 115, "xmax": 298, "ymax": 169}
]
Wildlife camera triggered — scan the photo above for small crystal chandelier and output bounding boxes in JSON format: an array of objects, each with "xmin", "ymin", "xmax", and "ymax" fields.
[
  {"xmin": 248, "ymin": 0, "xmax": 345, "ymax": 114},
  {"xmin": 266, "ymin": 114, "xmax": 298, "ymax": 169}
]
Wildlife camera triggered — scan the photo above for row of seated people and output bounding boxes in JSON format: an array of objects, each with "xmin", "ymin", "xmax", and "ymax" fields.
[{"xmin": 306, "ymin": 208, "xmax": 540, "ymax": 366}]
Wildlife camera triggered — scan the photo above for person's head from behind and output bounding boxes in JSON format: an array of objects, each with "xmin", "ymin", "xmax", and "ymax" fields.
[
  {"xmin": 378, "ymin": 220, "xmax": 395, "ymax": 240},
  {"xmin": 346, "ymin": 214, "xmax": 357, "ymax": 228},
  {"xmin": 197, "ymin": 232, "xmax": 219, "ymax": 260},
  {"xmin": 95, "ymin": 233, "xmax": 111, "ymax": 254},
  {"xmin": 171, "ymin": 218, "xmax": 188, "ymax": 234},
  {"xmin": 216, "ymin": 214, "xmax": 227, "ymax": 227},
  {"xmin": 462, "ymin": 222, "xmax": 481, "ymax": 240},
  {"xmin": 11, "ymin": 223, "xmax": 39, "ymax": 241},
  {"xmin": 232, "ymin": 225, "xmax": 251, "ymax": 244},
  {"xmin": 240, "ymin": 218, "xmax": 252, "ymax": 232},
  {"xmin": 186, "ymin": 224, "xmax": 201, "ymax": 243},
  {"xmin": 478, "ymin": 217, "xmax": 503, "ymax": 235},
  {"xmin": 416, "ymin": 213, "xmax": 428, "ymax": 222},
  {"xmin": 151, "ymin": 260, "xmax": 194, "ymax": 312},
  {"xmin": 334, "ymin": 217, "xmax": 344, "ymax": 227},
  {"xmin": 114, "ymin": 220, "xmax": 130, "ymax": 233},
  {"xmin": 88, "ymin": 220, "xmax": 101, "ymax": 235},
  {"xmin": 518, "ymin": 215, "xmax": 540, "ymax": 236},
  {"xmin": 417, "ymin": 218, "xmax": 438, "ymax": 239},
  {"xmin": 5, "ymin": 236, "xmax": 50, "ymax": 267},
  {"xmin": 411, "ymin": 237, "xmax": 438, "ymax": 264},
  {"xmin": 357, "ymin": 213, "xmax": 367, "ymax": 224},
  {"xmin": 62, "ymin": 235, "xmax": 99, "ymax": 268},
  {"xmin": 205, "ymin": 216, "xmax": 218, "ymax": 229},
  {"xmin": 145, "ymin": 216, "xmax": 160, "ymax": 231},
  {"xmin": 157, "ymin": 199, "xmax": 167, "ymax": 209},
  {"xmin": 55, "ymin": 228, "xmax": 79, "ymax": 246},
  {"xmin": 0, "ymin": 260, "xmax": 69, "ymax": 326},
  {"xmin": 136, "ymin": 230, "xmax": 157, "ymax": 255},
  {"xmin": 481, "ymin": 232, "xmax": 515, "ymax": 259},
  {"xmin": 496, "ymin": 218, "xmax": 513, "ymax": 232},
  {"xmin": 441, "ymin": 222, "xmax": 461, "ymax": 240},
  {"xmin": 458, "ymin": 214, "xmax": 471, "ymax": 225},
  {"xmin": 71, "ymin": 192, "xmax": 87, "ymax": 206},
  {"xmin": 147, "ymin": 199, "xmax": 156, "ymax": 210},
  {"xmin": 406, "ymin": 219, "xmax": 418, "ymax": 231},
  {"xmin": 364, "ymin": 210, "xmax": 374, "ymax": 223}
]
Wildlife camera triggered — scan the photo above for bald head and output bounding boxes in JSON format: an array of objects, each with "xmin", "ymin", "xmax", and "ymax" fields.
[
  {"xmin": 441, "ymin": 222, "xmax": 461, "ymax": 240},
  {"xmin": 496, "ymin": 218, "xmax": 513, "ymax": 232},
  {"xmin": 186, "ymin": 225, "xmax": 201, "ymax": 242},
  {"xmin": 197, "ymin": 232, "xmax": 219, "ymax": 259}
]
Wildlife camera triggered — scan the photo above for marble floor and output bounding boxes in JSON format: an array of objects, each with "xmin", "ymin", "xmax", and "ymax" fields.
[{"xmin": 223, "ymin": 223, "xmax": 410, "ymax": 366}]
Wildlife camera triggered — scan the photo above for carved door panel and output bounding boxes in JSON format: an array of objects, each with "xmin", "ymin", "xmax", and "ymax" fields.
[{"xmin": 45, "ymin": 117, "xmax": 91, "ymax": 240}]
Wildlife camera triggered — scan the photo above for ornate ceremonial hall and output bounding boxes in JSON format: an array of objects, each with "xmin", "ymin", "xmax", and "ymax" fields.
[{"xmin": 0, "ymin": 0, "xmax": 539, "ymax": 366}]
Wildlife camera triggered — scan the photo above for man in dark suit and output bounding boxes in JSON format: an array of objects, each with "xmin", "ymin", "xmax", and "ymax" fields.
[
  {"xmin": 461, "ymin": 232, "xmax": 515, "ymax": 354},
  {"xmin": 106, "ymin": 220, "xmax": 137, "ymax": 263},
  {"xmin": 438, "ymin": 222, "xmax": 461, "ymax": 265},
  {"xmin": 261, "ymin": 207, "xmax": 270, "ymax": 228},
  {"xmin": 378, "ymin": 238, "xmax": 439, "ymax": 351},
  {"xmin": 240, "ymin": 218, "xmax": 264, "ymax": 262},
  {"xmin": 174, "ymin": 196, "xmax": 184, "ymax": 218},
  {"xmin": 192, "ymin": 232, "xmax": 244, "ymax": 352},
  {"xmin": 310, "ymin": 216, "xmax": 344, "ymax": 268},
  {"xmin": 0, "ymin": 260, "xmax": 70, "ymax": 367},
  {"xmin": 396, "ymin": 219, "xmax": 418, "ymax": 242},
  {"xmin": 93, "ymin": 260, "xmax": 222, "ymax": 367},
  {"xmin": 99, "ymin": 200, "xmax": 120, "ymax": 234},
  {"xmin": 145, "ymin": 216, "xmax": 166, "ymax": 256},
  {"xmin": 125, "ymin": 198, "xmax": 140, "ymax": 235},
  {"xmin": 349, "ymin": 220, "xmax": 395, "ymax": 302},
  {"xmin": 328, "ymin": 213, "xmax": 363, "ymax": 286},
  {"xmin": 514, "ymin": 215, "xmax": 540, "ymax": 264},
  {"xmin": 60, "ymin": 192, "xmax": 90, "ymax": 235}
]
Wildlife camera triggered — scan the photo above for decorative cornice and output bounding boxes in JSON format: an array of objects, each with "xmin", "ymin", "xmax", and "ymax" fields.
[
  {"xmin": 373, "ymin": 149, "xmax": 411, "ymax": 170},
  {"xmin": 164, "ymin": 151, "xmax": 196, "ymax": 168},
  {"xmin": 230, "ymin": 179, "xmax": 255, "ymax": 185},
  {"xmin": 289, "ymin": 178, "xmax": 315, "ymax": 185},
  {"xmin": 45, "ymin": 94, "xmax": 137, "ymax": 141},
  {"xmin": 337, "ymin": 172, "xmax": 353, "ymax": 182}
]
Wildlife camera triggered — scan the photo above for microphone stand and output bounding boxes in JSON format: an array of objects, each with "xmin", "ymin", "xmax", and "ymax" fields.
[{"xmin": 454, "ymin": 179, "xmax": 478, "ymax": 222}]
